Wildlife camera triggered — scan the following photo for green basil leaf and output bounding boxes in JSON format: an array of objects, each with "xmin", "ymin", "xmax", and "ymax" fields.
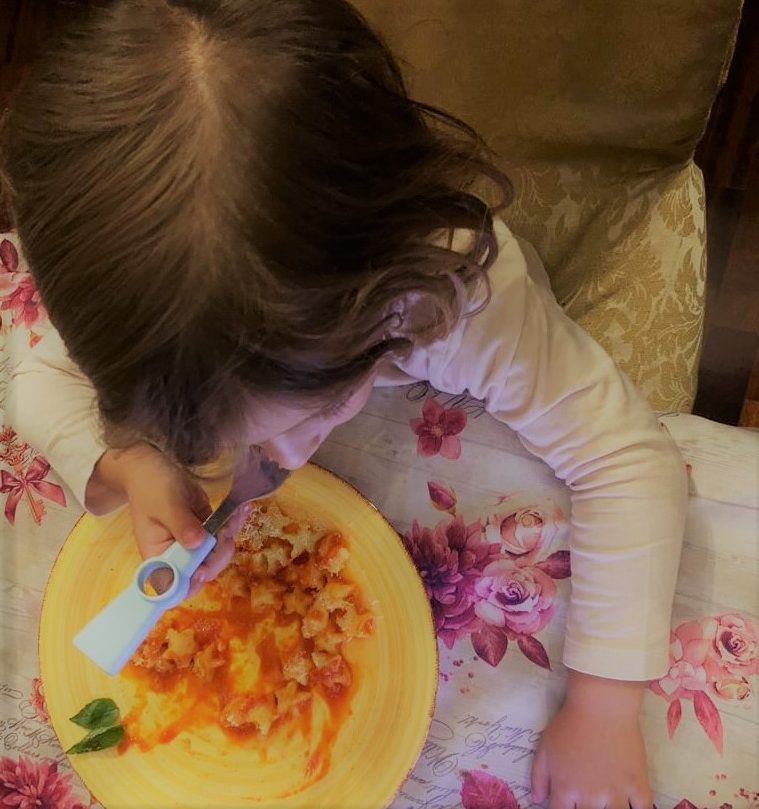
[
  {"xmin": 66, "ymin": 724, "xmax": 124, "ymax": 754},
  {"xmin": 69, "ymin": 698, "xmax": 120, "ymax": 730}
]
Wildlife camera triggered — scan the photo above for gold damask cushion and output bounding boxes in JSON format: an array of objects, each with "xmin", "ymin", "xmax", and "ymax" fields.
[
  {"xmin": 503, "ymin": 160, "xmax": 706, "ymax": 412},
  {"xmin": 353, "ymin": 0, "xmax": 741, "ymax": 411},
  {"xmin": 355, "ymin": 0, "xmax": 741, "ymax": 165}
]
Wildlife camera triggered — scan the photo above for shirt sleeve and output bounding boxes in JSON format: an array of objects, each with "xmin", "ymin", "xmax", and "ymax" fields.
[
  {"xmin": 394, "ymin": 219, "xmax": 687, "ymax": 680},
  {"xmin": 7, "ymin": 327, "xmax": 107, "ymax": 510}
]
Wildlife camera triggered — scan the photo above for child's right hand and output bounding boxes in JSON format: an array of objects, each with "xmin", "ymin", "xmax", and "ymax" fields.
[{"xmin": 87, "ymin": 443, "xmax": 238, "ymax": 597}]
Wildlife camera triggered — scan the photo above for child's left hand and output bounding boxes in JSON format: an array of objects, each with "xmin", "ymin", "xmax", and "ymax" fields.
[{"xmin": 531, "ymin": 670, "xmax": 654, "ymax": 809}]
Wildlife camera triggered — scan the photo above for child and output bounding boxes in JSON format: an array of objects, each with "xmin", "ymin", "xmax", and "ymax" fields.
[{"xmin": 3, "ymin": 1, "xmax": 686, "ymax": 805}]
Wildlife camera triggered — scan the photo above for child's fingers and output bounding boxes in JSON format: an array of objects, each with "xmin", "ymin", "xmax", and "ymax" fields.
[
  {"xmin": 217, "ymin": 502, "xmax": 252, "ymax": 544},
  {"xmin": 185, "ymin": 500, "xmax": 245, "ymax": 598},
  {"xmin": 195, "ymin": 532, "xmax": 236, "ymax": 583},
  {"xmin": 134, "ymin": 519, "xmax": 172, "ymax": 560},
  {"xmin": 134, "ymin": 521, "xmax": 175, "ymax": 593},
  {"xmin": 530, "ymin": 745, "xmax": 550, "ymax": 803},
  {"xmin": 164, "ymin": 500, "xmax": 207, "ymax": 548},
  {"xmin": 628, "ymin": 790, "xmax": 655, "ymax": 809},
  {"xmin": 186, "ymin": 575, "xmax": 205, "ymax": 600}
]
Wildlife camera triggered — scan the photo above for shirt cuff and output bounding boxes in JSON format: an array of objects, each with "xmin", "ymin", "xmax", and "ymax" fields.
[{"xmin": 563, "ymin": 636, "xmax": 669, "ymax": 681}]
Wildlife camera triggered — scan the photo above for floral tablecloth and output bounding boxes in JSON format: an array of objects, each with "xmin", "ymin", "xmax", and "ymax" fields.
[{"xmin": 1, "ymin": 231, "xmax": 758, "ymax": 808}]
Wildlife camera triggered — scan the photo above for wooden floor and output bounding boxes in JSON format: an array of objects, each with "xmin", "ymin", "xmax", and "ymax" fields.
[{"xmin": 1, "ymin": 1, "xmax": 758, "ymax": 427}]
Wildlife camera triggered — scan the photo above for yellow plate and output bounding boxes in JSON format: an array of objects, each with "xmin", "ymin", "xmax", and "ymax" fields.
[{"xmin": 40, "ymin": 464, "xmax": 437, "ymax": 808}]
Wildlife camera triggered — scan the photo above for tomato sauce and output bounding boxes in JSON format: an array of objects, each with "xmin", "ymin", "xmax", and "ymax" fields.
[{"xmin": 118, "ymin": 514, "xmax": 372, "ymax": 792}]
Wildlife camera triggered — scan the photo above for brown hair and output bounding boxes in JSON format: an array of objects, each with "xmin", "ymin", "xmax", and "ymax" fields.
[{"xmin": 1, "ymin": 0, "xmax": 511, "ymax": 465}]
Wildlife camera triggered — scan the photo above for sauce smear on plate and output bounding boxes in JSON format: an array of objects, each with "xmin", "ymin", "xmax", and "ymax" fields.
[{"xmin": 119, "ymin": 500, "xmax": 374, "ymax": 787}]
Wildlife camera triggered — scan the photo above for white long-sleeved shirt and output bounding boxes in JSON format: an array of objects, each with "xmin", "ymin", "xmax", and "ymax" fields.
[{"xmin": 8, "ymin": 219, "xmax": 687, "ymax": 680}]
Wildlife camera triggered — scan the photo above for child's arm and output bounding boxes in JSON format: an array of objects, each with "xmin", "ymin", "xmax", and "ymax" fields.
[
  {"xmin": 9, "ymin": 328, "xmax": 109, "ymax": 512},
  {"xmin": 531, "ymin": 671, "xmax": 651, "ymax": 805},
  {"xmin": 396, "ymin": 220, "xmax": 686, "ymax": 804},
  {"xmin": 8, "ymin": 330, "xmax": 235, "ymax": 590},
  {"xmin": 399, "ymin": 219, "xmax": 687, "ymax": 680}
]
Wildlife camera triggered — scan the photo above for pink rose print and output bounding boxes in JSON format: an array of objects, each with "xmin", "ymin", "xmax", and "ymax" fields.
[
  {"xmin": 474, "ymin": 559, "xmax": 556, "ymax": 637},
  {"xmin": 652, "ymin": 620, "xmax": 711, "ymax": 702},
  {"xmin": 713, "ymin": 675, "xmax": 752, "ymax": 701},
  {"xmin": 484, "ymin": 495, "xmax": 567, "ymax": 563},
  {"xmin": 460, "ymin": 770, "xmax": 519, "ymax": 809},
  {"xmin": 712, "ymin": 614, "xmax": 758, "ymax": 676},
  {"xmin": 404, "ymin": 516, "xmax": 501, "ymax": 649},
  {"xmin": 650, "ymin": 619, "xmax": 723, "ymax": 751},
  {"xmin": 651, "ymin": 613, "xmax": 758, "ymax": 754},
  {"xmin": 408, "ymin": 488, "xmax": 570, "ymax": 669},
  {"xmin": 0, "ymin": 756, "xmax": 87, "ymax": 809},
  {"xmin": 30, "ymin": 677, "xmax": 49, "ymax": 723},
  {"xmin": 0, "ymin": 236, "xmax": 47, "ymax": 342},
  {"xmin": 410, "ymin": 399, "xmax": 467, "ymax": 459},
  {"xmin": 0, "ymin": 426, "xmax": 66, "ymax": 525},
  {"xmin": 487, "ymin": 508, "xmax": 543, "ymax": 556},
  {"xmin": 1, "ymin": 274, "xmax": 46, "ymax": 329}
]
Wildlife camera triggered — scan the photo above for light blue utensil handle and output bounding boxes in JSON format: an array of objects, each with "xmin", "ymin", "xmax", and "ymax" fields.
[{"xmin": 73, "ymin": 533, "xmax": 216, "ymax": 676}]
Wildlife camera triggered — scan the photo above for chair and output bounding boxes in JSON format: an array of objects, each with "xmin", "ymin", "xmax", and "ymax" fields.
[{"xmin": 354, "ymin": 0, "xmax": 743, "ymax": 411}]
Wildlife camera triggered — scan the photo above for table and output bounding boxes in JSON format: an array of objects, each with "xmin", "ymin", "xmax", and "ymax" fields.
[{"xmin": 1, "ymin": 230, "xmax": 757, "ymax": 808}]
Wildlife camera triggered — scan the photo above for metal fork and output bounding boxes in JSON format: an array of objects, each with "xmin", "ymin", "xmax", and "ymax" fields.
[{"xmin": 203, "ymin": 445, "xmax": 292, "ymax": 536}]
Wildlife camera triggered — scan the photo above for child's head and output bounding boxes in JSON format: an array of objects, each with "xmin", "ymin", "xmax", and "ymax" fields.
[{"xmin": 2, "ymin": 0, "xmax": 509, "ymax": 466}]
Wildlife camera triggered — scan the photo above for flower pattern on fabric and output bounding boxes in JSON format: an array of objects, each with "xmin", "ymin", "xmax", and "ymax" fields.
[
  {"xmin": 474, "ymin": 559, "xmax": 557, "ymax": 637},
  {"xmin": 427, "ymin": 480, "xmax": 457, "ymax": 513},
  {"xmin": 29, "ymin": 677, "xmax": 50, "ymax": 724},
  {"xmin": 0, "ymin": 756, "xmax": 88, "ymax": 809},
  {"xmin": 483, "ymin": 494, "xmax": 566, "ymax": 564},
  {"xmin": 460, "ymin": 770, "xmax": 520, "ymax": 809},
  {"xmin": 0, "ymin": 239, "xmax": 18, "ymax": 293},
  {"xmin": 404, "ymin": 516, "xmax": 501, "ymax": 650},
  {"xmin": 650, "ymin": 613, "xmax": 758, "ymax": 754},
  {"xmin": 410, "ymin": 398, "xmax": 467, "ymax": 459},
  {"xmin": 0, "ymin": 426, "xmax": 66, "ymax": 525},
  {"xmin": 405, "ymin": 483, "xmax": 570, "ymax": 668},
  {"xmin": 0, "ymin": 237, "xmax": 47, "ymax": 344}
]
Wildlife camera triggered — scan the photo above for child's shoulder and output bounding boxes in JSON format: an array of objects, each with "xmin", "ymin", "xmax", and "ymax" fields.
[
  {"xmin": 489, "ymin": 218, "xmax": 553, "ymax": 298},
  {"xmin": 380, "ymin": 220, "xmax": 555, "ymax": 387},
  {"xmin": 448, "ymin": 217, "xmax": 553, "ymax": 309}
]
